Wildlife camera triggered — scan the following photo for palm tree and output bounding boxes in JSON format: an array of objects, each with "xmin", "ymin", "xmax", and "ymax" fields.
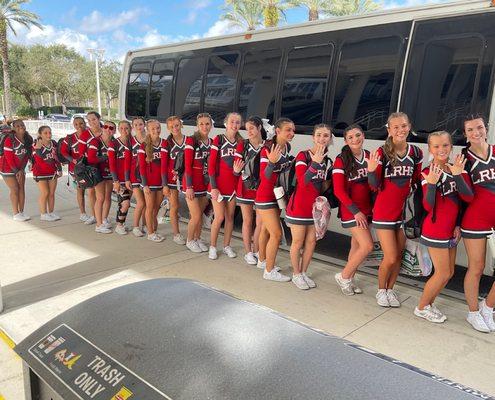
[
  {"xmin": 0, "ymin": 0, "xmax": 41, "ymax": 119},
  {"xmin": 221, "ymin": 0, "xmax": 263, "ymax": 31},
  {"xmin": 288, "ymin": 0, "xmax": 330, "ymax": 21},
  {"xmin": 260, "ymin": 0, "xmax": 290, "ymax": 28},
  {"xmin": 327, "ymin": 0, "xmax": 381, "ymax": 17}
]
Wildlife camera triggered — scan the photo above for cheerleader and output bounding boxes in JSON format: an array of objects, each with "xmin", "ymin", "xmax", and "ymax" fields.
[
  {"xmin": 233, "ymin": 116, "xmax": 267, "ymax": 265},
  {"xmin": 128, "ymin": 117, "xmax": 147, "ymax": 237},
  {"xmin": 367, "ymin": 112, "xmax": 422, "ymax": 307},
  {"xmin": 163, "ymin": 116, "xmax": 186, "ymax": 245},
  {"xmin": 183, "ymin": 113, "xmax": 212, "ymax": 253},
  {"xmin": 0, "ymin": 119, "xmax": 32, "ymax": 221},
  {"xmin": 109, "ymin": 120, "xmax": 132, "ymax": 235},
  {"xmin": 333, "ymin": 125, "xmax": 373, "ymax": 295},
  {"xmin": 88, "ymin": 121, "xmax": 115, "ymax": 233},
  {"xmin": 255, "ymin": 118, "xmax": 295, "ymax": 282},
  {"xmin": 138, "ymin": 119, "xmax": 166, "ymax": 242},
  {"xmin": 286, "ymin": 124, "xmax": 332, "ymax": 289},
  {"xmin": 461, "ymin": 115, "xmax": 495, "ymax": 332},
  {"xmin": 415, "ymin": 131, "xmax": 473, "ymax": 323},
  {"xmin": 59, "ymin": 116, "xmax": 88, "ymax": 222},
  {"xmin": 207, "ymin": 112, "xmax": 242, "ymax": 260},
  {"xmin": 32, "ymin": 126, "xmax": 62, "ymax": 221}
]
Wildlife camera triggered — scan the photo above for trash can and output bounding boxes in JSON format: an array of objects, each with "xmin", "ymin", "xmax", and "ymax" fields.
[{"xmin": 14, "ymin": 278, "xmax": 491, "ymax": 400}]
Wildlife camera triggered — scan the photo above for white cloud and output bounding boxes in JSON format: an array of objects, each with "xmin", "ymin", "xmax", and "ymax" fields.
[
  {"xmin": 204, "ymin": 19, "xmax": 244, "ymax": 38},
  {"xmin": 136, "ymin": 29, "xmax": 200, "ymax": 48},
  {"xmin": 383, "ymin": 0, "xmax": 453, "ymax": 9},
  {"xmin": 184, "ymin": 0, "xmax": 212, "ymax": 24},
  {"xmin": 80, "ymin": 8, "xmax": 147, "ymax": 34}
]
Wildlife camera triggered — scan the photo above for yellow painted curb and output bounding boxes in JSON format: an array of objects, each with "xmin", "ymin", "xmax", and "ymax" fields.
[{"xmin": 0, "ymin": 328, "xmax": 15, "ymax": 350}]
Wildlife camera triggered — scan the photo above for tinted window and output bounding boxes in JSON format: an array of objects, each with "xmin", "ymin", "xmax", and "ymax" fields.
[
  {"xmin": 281, "ymin": 44, "xmax": 333, "ymax": 129},
  {"xmin": 239, "ymin": 49, "xmax": 281, "ymax": 122},
  {"xmin": 149, "ymin": 60, "xmax": 174, "ymax": 119},
  {"xmin": 126, "ymin": 62, "xmax": 150, "ymax": 117},
  {"xmin": 204, "ymin": 54, "xmax": 239, "ymax": 125},
  {"xmin": 332, "ymin": 37, "xmax": 402, "ymax": 139},
  {"xmin": 175, "ymin": 57, "xmax": 205, "ymax": 122}
]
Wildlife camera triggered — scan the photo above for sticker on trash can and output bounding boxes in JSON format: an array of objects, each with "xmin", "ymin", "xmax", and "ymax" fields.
[{"xmin": 28, "ymin": 324, "xmax": 171, "ymax": 400}]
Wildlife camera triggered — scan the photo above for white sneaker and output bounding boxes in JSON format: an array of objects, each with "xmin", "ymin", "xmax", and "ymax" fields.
[
  {"xmin": 256, "ymin": 259, "xmax": 281, "ymax": 272},
  {"xmin": 302, "ymin": 272, "xmax": 316, "ymax": 288},
  {"xmin": 264, "ymin": 268, "xmax": 291, "ymax": 282},
  {"xmin": 186, "ymin": 240, "xmax": 202, "ymax": 253},
  {"xmin": 141, "ymin": 226, "xmax": 148, "ymax": 234},
  {"xmin": 244, "ymin": 252, "xmax": 257, "ymax": 265},
  {"xmin": 386, "ymin": 289, "xmax": 401, "ymax": 307},
  {"xmin": 20, "ymin": 211, "xmax": 30, "ymax": 220},
  {"xmin": 414, "ymin": 305, "xmax": 445, "ymax": 323},
  {"xmin": 351, "ymin": 279, "xmax": 362, "ymax": 294},
  {"xmin": 115, "ymin": 224, "xmax": 127, "ymax": 235},
  {"xmin": 84, "ymin": 216, "xmax": 96, "ymax": 225},
  {"xmin": 479, "ymin": 300, "xmax": 495, "ymax": 332},
  {"xmin": 79, "ymin": 213, "xmax": 89, "ymax": 222},
  {"xmin": 430, "ymin": 303, "xmax": 447, "ymax": 322},
  {"xmin": 132, "ymin": 227, "xmax": 144, "ymax": 237},
  {"xmin": 49, "ymin": 212, "xmax": 61, "ymax": 221},
  {"xmin": 102, "ymin": 218, "xmax": 111, "ymax": 229},
  {"xmin": 376, "ymin": 289, "xmax": 390, "ymax": 307},
  {"xmin": 147, "ymin": 233, "xmax": 164, "ymax": 242},
  {"xmin": 95, "ymin": 225, "xmax": 112, "ymax": 234},
  {"xmin": 40, "ymin": 213, "xmax": 56, "ymax": 222},
  {"xmin": 223, "ymin": 246, "xmax": 237, "ymax": 258},
  {"xmin": 292, "ymin": 274, "xmax": 310, "ymax": 290},
  {"xmin": 173, "ymin": 234, "xmax": 186, "ymax": 245},
  {"xmin": 196, "ymin": 238, "xmax": 209, "ymax": 252},
  {"xmin": 209, "ymin": 246, "xmax": 218, "ymax": 260},
  {"xmin": 467, "ymin": 311, "xmax": 491, "ymax": 333},
  {"xmin": 13, "ymin": 212, "xmax": 28, "ymax": 221},
  {"xmin": 335, "ymin": 273, "xmax": 354, "ymax": 296}
]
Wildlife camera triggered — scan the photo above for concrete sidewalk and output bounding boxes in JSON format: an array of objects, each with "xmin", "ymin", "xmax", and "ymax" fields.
[{"xmin": 0, "ymin": 178, "xmax": 494, "ymax": 399}]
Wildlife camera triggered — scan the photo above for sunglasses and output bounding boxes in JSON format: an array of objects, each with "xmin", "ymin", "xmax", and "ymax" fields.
[{"xmin": 103, "ymin": 124, "xmax": 115, "ymax": 131}]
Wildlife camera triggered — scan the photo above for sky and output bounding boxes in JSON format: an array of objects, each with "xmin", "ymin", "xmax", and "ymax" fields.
[{"xmin": 13, "ymin": 0, "xmax": 454, "ymax": 62}]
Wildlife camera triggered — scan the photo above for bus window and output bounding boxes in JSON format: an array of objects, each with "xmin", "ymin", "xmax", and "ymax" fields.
[
  {"xmin": 204, "ymin": 53, "xmax": 239, "ymax": 126},
  {"xmin": 149, "ymin": 60, "xmax": 175, "ymax": 120},
  {"xmin": 238, "ymin": 49, "xmax": 281, "ymax": 123},
  {"xmin": 331, "ymin": 36, "xmax": 402, "ymax": 139},
  {"xmin": 126, "ymin": 62, "xmax": 151, "ymax": 118},
  {"xmin": 175, "ymin": 57, "xmax": 205, "ymax": 122},
  {"xmin": 281, "ymin": 44, "xmax": 333, "ymax": 131}
]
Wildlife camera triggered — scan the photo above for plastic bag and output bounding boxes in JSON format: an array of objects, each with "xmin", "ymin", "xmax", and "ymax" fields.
[
  {"xmin": 400, "ymin": 240, "xmax": 433, "ymax": 277},
  {"xmin": 312, "ymin": 196, "xmax": 331, "ymax": 240},
  {"xmin": 487, "ymin": 229, "xmax": 495, "ymax": 259}
]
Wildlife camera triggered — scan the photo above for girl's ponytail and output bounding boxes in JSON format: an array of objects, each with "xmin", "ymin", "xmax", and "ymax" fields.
[{"xmin": 144, "ymin": 134, "xmax": 153, "ymax": 163}]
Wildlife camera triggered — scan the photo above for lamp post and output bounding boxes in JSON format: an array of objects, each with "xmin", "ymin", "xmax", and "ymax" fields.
[{"xmin": 87, "ymin": 48, "xmax": 105, "ymax": 115}]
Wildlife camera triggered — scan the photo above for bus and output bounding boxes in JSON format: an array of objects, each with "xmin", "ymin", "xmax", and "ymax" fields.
[{"xmin": 119, "ymin": 0, "xmax": 495, "ymax": 280}]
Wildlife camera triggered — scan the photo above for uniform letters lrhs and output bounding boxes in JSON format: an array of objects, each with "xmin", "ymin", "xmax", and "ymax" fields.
[
  {"xmin": 385, "ymin": 165, "xmax": 414, "ymax": 178},
  {"xmin": 472, "ymin": 168, "xmax": 495, "ymax": 185}
]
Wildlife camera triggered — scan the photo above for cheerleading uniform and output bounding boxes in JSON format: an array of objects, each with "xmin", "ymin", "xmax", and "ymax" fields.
[
  {"xmin": 137, "ymin": 139, "xmax": 167, "ymax": 191},
  {"xmin": 332, "ymin": 150, "xmax": 372, "ymax": 228},
  {"xmin": 108, "ymin": 137, "xmax": 131, "ymax": 185},
  {"xmin": 78, "ymin": 129, "xmax": 98, "ymax": 162},
  {"xmin": 0, "ymin": 135, "xmax": 30, "ymax": 176},
  {"xmin": 208, "ymin": 134, "xmax": 239, "ymax": 199},
  {"xmin": 369, "ymin": 144, "xmax": 422, "ymax": 230},
  {"xmin": 59, "ymin": 132, "xmax": 82, "ymax": 177},
  {"xmin": 87, "ymin": 137, "xmax": 112, "ymax": 180},
  {"xmin": 234, "ymin": 139, "xmax": 264, "ymax": 205},
  {"xmin": 461, "ymin": 145, "xmax": 495, "ymax": 239},
  {"xmin": 182, "ymin": 136, "xmax": 211, "ymax": 197},
  {"xmin": 127, "ymin": 136, "xmax": 145, "ymax": 188},
  {"xmin": 163, "ymin": 136, "xmax": 185, "ymax": 190},
  {"xmin": 286, "ymin": 150, "xmax": 331, "ymax": 225},
  {"xmin": 32, "ymin": 140, "xmax": 61, "ymax": 181}
]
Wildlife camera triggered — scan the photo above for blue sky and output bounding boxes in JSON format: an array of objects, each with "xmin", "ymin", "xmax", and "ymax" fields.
[{"xmin": 13, "ymin": 0, "xmax": 451, "ymax": 61}]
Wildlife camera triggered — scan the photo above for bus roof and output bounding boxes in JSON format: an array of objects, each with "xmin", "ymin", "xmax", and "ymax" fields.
[{"xmin": 126, "ymin": 0, "xmax": 493, "ymax": 59}]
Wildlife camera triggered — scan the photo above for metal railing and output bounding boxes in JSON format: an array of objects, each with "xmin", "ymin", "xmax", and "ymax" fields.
[{"xmin": 23, "ymin": 120, "xmax": 73, "ymax": 140}]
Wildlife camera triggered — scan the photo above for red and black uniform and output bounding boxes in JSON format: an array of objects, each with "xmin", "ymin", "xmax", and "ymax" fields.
[
  {"xmin": 332, "ymin": 150, "xmax": 372, "ymax": 228},
  {"xmin": 286, "ymin": 150, "xmax": 331, "ymax": 225},
  {"xmin": 461, "ymin": 145, "xmax": 495, "ymax": 239},
  {"xmin": 127, "ymin": 136, "xmax": 145, "ymax": 188},
  {"xmin": 108, "ymin": 137, "xmax": 131, "ymax": 185},
  {"xmin": 87, "ymin": 136, "xmax": 112, "ymax": 180},
  {"xmin": 59, "ymin": 132, "xmax": 82, "ymax": 177},
  {"xmin": 369, "ymin": 144, "xmax": 422, "ymax": 229},
  {"xmin": 78, "ymin": 129, "xmax": 98, "ymax": 162},
  {"xmin": 254, "ymin": 144, "xmax": 293, "ymax": 210},
  {"xmin": 32, "ymin": 140, "xmax": 61, "ymax": 181},
  {"xmin": 163, "ymin": 136, "xmax": 185, "ymax": 190},
  {"xmin": 137, "ymin": 139, "xmax": 167, "ymax": 191},
  {"xmin": 208, "ymin": 134, "xmax": 239, "ymax": 199},
  {"xmin": 0, "ymin": 135, "xmax": 31, "ymax": 176},
  {"xmin": 421, "ymin": 166, "xmax": 473, "ymax": 248},
  {"xmin": 234, "ymin": 139, "xmax": 264, "ymax": 205},
  {"xmin": 182, "ymin": 135, "xmax": 211, "ymax": 197}
]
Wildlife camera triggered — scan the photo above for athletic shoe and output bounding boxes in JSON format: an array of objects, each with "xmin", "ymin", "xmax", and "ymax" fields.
[
  {"xmin": 147, "ymin": 233, "xmax": 164, "ymax": 242},
  {"xmin": 414, "ymin": 305, "xmax": 445, "ymax": 323},
  {"xmin": 141, "ymin": 226, "xmax": 148, "ymax": 234},
  {"xmin": 132, "ymin": 227, "xmax": 144, "ymax": 237},
  {"xmin": 256, "ymin": 259, "xmax": 281, "ymax": 272},
  {"xmin": 467, "ymin": 311, "xmax": 491, "ymax": 333},
  {"xmin": 84, "ymin": 216, "xmax": 96, "ymax": 225},
  {"xmin": 292, "ymin": 274, "xmax": 310, "ymax": 290},
  {"xmin": 335, "ymin": 273, "xmax": 354, "ymax": 296},
  {"xmin": 223, "ymin": 246, "xmax": 237, "ymax": 258},
  {"xmin": 208, "ymin": 246, "xmax": 218, "ymax": 260},
  {"xmin": 20, "ymin": 212, "xmax": 30, "ymax": 220},
  {"xmin": 244, "ymin": 252, "xmax": 257, "ymax": 265},
  {"xmin": 186, "ymin": 240, "xmax": 202, "ymax": 253},
  {"xmin": 302, "ymin": 272, "xmax": 316, "ymax": 288},
  {"xmin": 95, "ymin": 225, "xmax": 112, "ymax": 234},
  {"xmin": 115, "ymin": 224, "xmax": 127, "ymax": 235},
  {"xmin": 430, "ymin": 303, "xmax": 447, "ymax": 322},
  {"xmin": 80, "ymin": 213, "xmax": 90, "ymax": 222},
  {"xmin": 386, "ymin": 289, "xmax": 401, "ymax": 307},
  {"xmin": 351, "ymin": 279, "xmax": 362, "ymax": 294},
  {"xmin": 479, "ymin": 300, "xmax": 495, "ymax": 332},
  {"xmin": 173, "ymin": 234, "xmax": 186, "ymax": 245},
  {"xmin": 263, "ymin": 268, "xmax": 291, "ymax": 282},
  {"xmin": 196, "ymin": 239, "xmax": 208, "ymax": 252},
  {"xmin": 102, "ymin": 218, "xmax": 112, "ymax": 229},
  {"xmin": 13, "ymin": 212, "xmax": 29, "ymax": 222},
  {"xmin": 40, "ymin": 213, "xmax": 56, "ymax": 222},
  {"xmin": 49, "ymin": 213, "xmax": 61, "ymax": 221},
  {"xmin": 376, "ymin": 289, "xmax": 390, "ymax": 307}
]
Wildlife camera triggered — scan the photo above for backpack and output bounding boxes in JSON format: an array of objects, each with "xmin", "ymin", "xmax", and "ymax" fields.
[
  {"xmin": 242, "ymin": 139, "xmax": 271, "ymax": 191},
  {"xmin": 171, "ymin": 136, "xmax": 198, "ymax": 182},
  {"xmin": 73, "ymin": 157, "xmax": 103, "ymax": 189},
  {"xmin": 0, "ymin": 132, "xmax": 13, "ymax": 157},
  {"xmin": 214, "ymin": 134, "xmax": 225, "ymax": 177},
  {"xmin": 56, "ymin": 135, "xmax": 73, "ymax": 164},
  {"xmin": 403, "ymin": 145, "xmax": 426, "ymax": 239}
]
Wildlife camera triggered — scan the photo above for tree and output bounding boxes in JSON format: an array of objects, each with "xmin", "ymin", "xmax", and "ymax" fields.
[
  {"xmin": 0, "ymin": 0, "xmax": 41, "ymax": 118},
  {"xmin": 221, "ymin": 0, "xmax": 263, "ymax": 31},
  {"xmin": 287, "ymin": 0, "xmax": 330, "ymax": 21},
  {"xmin": 260, "ymin": 0, "xmax": 290, "ymax": 28},
  {"xmin": 327, "ymin": 0, "xmax": 381, "ymax": 17},
  {"xmin": 99, "ymin": 60, "xmax": 121, "ymax": 118}
]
